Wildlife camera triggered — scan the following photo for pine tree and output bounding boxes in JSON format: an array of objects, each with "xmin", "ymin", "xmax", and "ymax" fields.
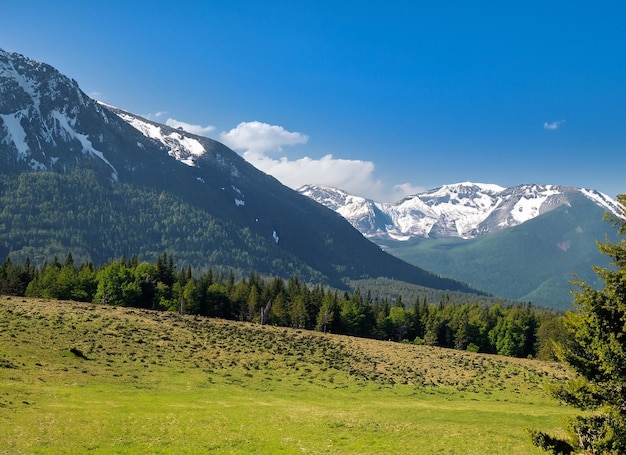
[{"xmin": 532, "ymin": 194, "xmax": 626, "ymax": 454}]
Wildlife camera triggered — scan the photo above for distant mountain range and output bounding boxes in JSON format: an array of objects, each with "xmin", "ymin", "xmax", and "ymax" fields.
[
  {"xmin": 299, "ymin": 183, "xmax": 622, "ymax": 309},
  {"xmin": 298, "ymin": 183, "xmax": 621, "ymax": 240},
  {"xmin": 0, "ymin": 48, "xmax": 477, "ymax": 296}
]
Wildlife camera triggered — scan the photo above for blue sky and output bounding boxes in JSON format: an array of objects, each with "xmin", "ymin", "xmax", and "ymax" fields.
[{"xmin": 1, "ymin": 1, "xmax": 624, "ymax": 201}]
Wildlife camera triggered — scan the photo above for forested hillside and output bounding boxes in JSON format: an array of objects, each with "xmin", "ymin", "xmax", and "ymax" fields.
[
  {"xmin": 0, "ymin": 169, "xmax": 483, "ymax": 297},
  {"xmin": 0, "ymin": 170, "xmax": 323, "ymax": 280},
  {"xmin": 1, "ymin": 252, "xmax": 564, "ymax": 359}
]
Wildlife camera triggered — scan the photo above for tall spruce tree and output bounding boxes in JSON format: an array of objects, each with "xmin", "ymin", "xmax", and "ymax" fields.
[{"xmin": 531, "ymin": 194, "xmax": 626, "ymax": 454}]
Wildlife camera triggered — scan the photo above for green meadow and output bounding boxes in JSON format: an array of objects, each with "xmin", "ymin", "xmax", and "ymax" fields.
[{"xmin": 1, "ymin": 297, "xmax": 574, "ymax": 454}]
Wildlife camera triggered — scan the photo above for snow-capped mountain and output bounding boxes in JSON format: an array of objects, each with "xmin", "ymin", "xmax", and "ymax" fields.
[
  {"xmin": 0, "ymin": 49, "xmax": 251, "ymax": 208},
  {"xmin": 297, "ymin": 184, "xmax": 393, "ymax": 236},
  {"xmin": 300, "ymin": 183, "xmax": 623, "ymax": 308},
  {"xmin": 0, "ymin": 49, "xmax": 119, "ymax": 180},
  {"xmin": 299, "ymin": 183, "xmax": 621, "ymax": 240},
  {"xmin": 0, "ymin": 48, "xmax": 477, "ymax": 295}
]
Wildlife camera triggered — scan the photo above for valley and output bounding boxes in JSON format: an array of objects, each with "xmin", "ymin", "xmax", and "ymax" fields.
[
  {"xmin": 0, "ymin": 45, "xmax": 622, "ymax": 455},
  {"xmin": 1, "ymin": 47, "xmax": 621, "ymax": 311},
  {"xmin": 300, "ymin": 184, "xmax": 620, "ymax": 309},
  {"xmin": 1, "ymin": 4, "xmax": 624, "ymax": 452}
]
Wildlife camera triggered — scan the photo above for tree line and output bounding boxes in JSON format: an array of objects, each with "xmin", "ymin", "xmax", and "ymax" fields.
[{"xmin": 0, "ymin": 251, "xmax": 565, "ymax": 359}]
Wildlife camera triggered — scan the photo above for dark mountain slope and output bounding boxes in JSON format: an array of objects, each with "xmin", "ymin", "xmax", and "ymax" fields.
[{"xmin": 0, "ymin": 48, "xmax": 477, "ymax": 294}]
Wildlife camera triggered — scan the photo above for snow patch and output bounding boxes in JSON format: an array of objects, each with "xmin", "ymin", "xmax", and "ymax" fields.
[
  {"xmin": 510, "ymin": 187, "xmax": 559, "ymax": 224},
  {"xmin": 166, "ymin": 131, "xmax": 205, "ymax": 157},
  {"xmin": 579, "ymin": 188, "xmax": 624, "ymax": 220},
  {"xmin": 235, "ymin": 199, "xmax": 245, "ymax": 207},
  {"xmin": 387, "ymin": 232, "xmax": 412, "ymax": 241},
  {"xmin": 0, "ymin": 111, "xmax": 30, "ymax": 158},
  {"xmin": 1, "ymin": 57, "xmax": 39, "ymax": 110},
  {"xmin": 50, "ymin": 110, "xmax": 118, "ymax": 181},
  {"xmin": 113, "ymin": 110, "xmax": 206, "ymax": 167},
  {"xmin": 272, "ymin": 230, "xmax": 279, "ymax": 244}
]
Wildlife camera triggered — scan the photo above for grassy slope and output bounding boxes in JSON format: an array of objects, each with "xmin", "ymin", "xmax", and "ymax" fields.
[{"xmin": 0, "ymin": 297, "xmax": 575, "ymax": 454}]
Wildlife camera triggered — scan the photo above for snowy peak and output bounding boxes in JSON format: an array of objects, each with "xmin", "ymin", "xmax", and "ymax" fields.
[
  {"xmin": 298, "ymin": 184, "xmax": 374, "ymax": 214},
  {"xmin": 579, "ymin": 187, "xmax": 624, "ymax": 219},
  {"xmin": 298, "ymin": 184, "xmax": 392, "ymax": 235},
  {"xmin": 299, "ymin": 183, "xmax": 622, "ymax": 240},
  {"xmin": 418, "ymin": 182, "xmax": 505, "ymax": 202},
  {"xmin": 0, "ymin": 49, "xmax": 246, "ymax": 191},
  {"xmin": 0, "ymin": 48, "xmax": 118, "ymax": 180},
  {"xmin": 388, "ymin": 182, "xmax": 505, "ymax": 239}
]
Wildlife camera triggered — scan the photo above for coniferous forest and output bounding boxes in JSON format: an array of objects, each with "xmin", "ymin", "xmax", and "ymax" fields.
[{"xmin": 0, "ymin": 252, "xmax": 565, "ymax": 360}]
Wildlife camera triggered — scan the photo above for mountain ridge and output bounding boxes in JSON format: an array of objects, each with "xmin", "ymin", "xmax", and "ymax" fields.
[
  {"xmin": 0, "ymin": 48, "xmax": 479, "ymax": 296},
  {"xmin": 298, "ymin": 182, "xmax": 621, "ymax": 241},
  {"xmin": 299, "ymin": 183, "xmax": 621, "ymax": 309}
]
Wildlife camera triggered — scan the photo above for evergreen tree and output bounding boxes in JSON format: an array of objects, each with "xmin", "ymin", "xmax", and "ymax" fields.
[
  {"xmin": 229, "ymin": 279, "xmax": 250, "ymax": 321},
  {"xmin": 488, "ymin": 313, "xmax": 526, "ymax": 357},
  {"xmin": 155, "ymin": 253, "xmax": 174, "ymax": 287},
  {"xmin": 133, "ymin": 262, "xmax": 158, "ymax": 309},
  {"xmin": 317, "ymin": 290, "xmax": 340, "ymax": 333},
  {"xmin": 339, "ymin": 290, "xmax": 366, "ymax": 336},
  {"xmin": 371, "ymin": 299, "xmax": 392, "ymax": 340},
  {"xmin": 532, "ymin": 194, "xmax": 626, "ymax": 454},
  {"xmin": 205, "ymin": 282, "xmax": 229, "ymax": 318},
  {"xmin": 308, "ymin": 285, "xmax": 325, "ymax": 327},
  {"xmin": 0, "ymin": 257, "xmax": 33, "ymax": 295},
  {"xmin": 73, "ymin": 263, "xmax": 97, "ymax": 301},
  {"xmin": 270, "ymin": 292, "xmax": 289, "ymax": 326},
  {"xmin": 289, "ymin": 294, "xmax": 307, "ymax": 329},
  {"xmin": 534, "ymin": 313, "xmax": 566, "ymax": 361}
]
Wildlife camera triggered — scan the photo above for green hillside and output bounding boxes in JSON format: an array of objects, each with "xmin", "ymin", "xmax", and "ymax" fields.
[
  {"xmin": 0, "ymin": 168, "xmax": 479, "ymax": 295},
  {"xmin": 0, "ymin": 297, "xmax": 574, "ymax": 454},
  {"xmin": 0, "ymin": 170, "xmax": 323, "ymax": 282},
  {"xmin": 381, "ymin": 194, "xmax": 614, "ymax": 310}
]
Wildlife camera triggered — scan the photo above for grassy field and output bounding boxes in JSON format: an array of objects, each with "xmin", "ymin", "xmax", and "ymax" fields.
[{"xmin": 0, "ymin": 297, "xmax": 575, "ymax": 454}]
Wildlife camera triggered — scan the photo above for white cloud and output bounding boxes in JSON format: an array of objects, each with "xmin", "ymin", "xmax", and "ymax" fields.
[
  {"xmin": 220, "ymin": 121, "xmax": 418, "ymax": 202},
  {"xmin": 220, "ymin": 121, "xmax": 308, "ymax": 154},
  {"xmin": 543, "ymin": 120, "xmax": 565, "ymax": 130},
  {"xmin": 391, "ymin": 183, "xmax": 426, "ymax": 199},
  {"xmin": 165, "ymin": 118, "xmax": 215, "ymax": 136},
  {"xmin": 247, "ymin": 151, "xmax": 384, "ymax": 195}
]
